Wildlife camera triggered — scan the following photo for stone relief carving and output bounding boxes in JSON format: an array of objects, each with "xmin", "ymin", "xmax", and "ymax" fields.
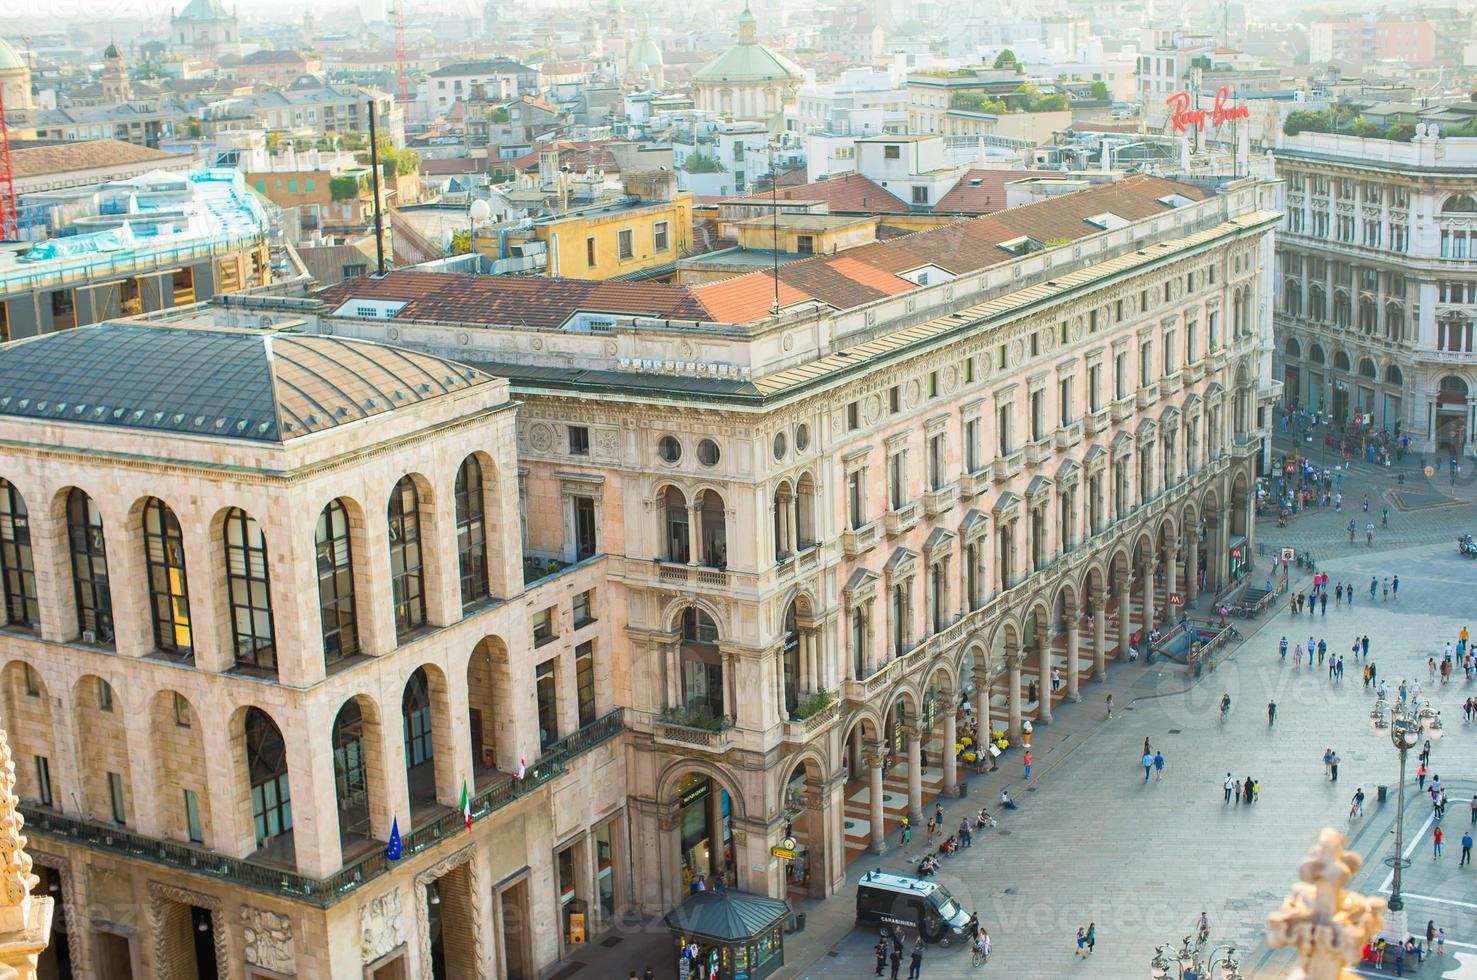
[
  {"xmin": 863, "ymin": 394, "xmax": 882, "ymax": 425},
  {"xmin": 1267, "ymin": 829, "xmax": 1384, "ymax": 980},
  {"xmin": 360, "ymin": 887, "xmax": 406, "ymax": 964},
  {"xmin": 593, "ymin": 429, "xmax": 620, "ymax": 458},
  {"xmin": 241, "ymin": 906, "xmax": 295, "ymax": 974},
  {"xmin": 414, "ymin": 847, "xmax": 485, "ymax": 976},
  {"xmin": 527, "ymin": 423, "xmax": 555, "ymax": 453},
  {"xmin": 904, "ymin": 379, "xmax": 921, "ymax": 408}
]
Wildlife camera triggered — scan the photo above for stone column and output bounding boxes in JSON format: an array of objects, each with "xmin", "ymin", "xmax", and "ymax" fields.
[
  {"xmin": 1216, "ymin": 507, "xmax": 1232, "ymax": 590},
  {"xmin": 786, "ymin": 495, "xmax": 799, "ymax": 556},
  {"xmin": 707, "ymin": 784, "xmax": 726, "ymax": 883},
  {"xmin": 1140, "ymin": 558, "xmax": 1156, "ymax": 630},
  {"xmin": 285, "ymin": 714, "xmax": 344, "ymax": 879},
  {"xmin": 905, "ymin": 723, "xmax": 923, "ymax": 823},
  {"xmin": 1006, "ymin": 651, "xmax": 1022, "ymax": 740},
  {"xmin": 1035, "ymin": 635, "xmax": 1053, "ymax": 724},
  {"xmin": 1185, "ymin": 528, "xmax": 1200, "ymax": 603},
  {"xmin": 1164, "ymin": 545, "xmax": 1178, "ymax": 609},
  {"xmin": 941, "ymin": 696, "xmax": 958, "ymax": 795},
  {"xmin": 1116, "ymin": 575, "xmax": 1132, "ymax": 656},
  {"xmin": 1093, "ymin": 589, "xmax": 1107, "ymax": 679},
  {"xmin": 122, "ymin": 706, "xmax": 163, "ymax": 838},
  {"xmin": 1065, "ymin": 600, "xmax": 1081, "ymax": 701},
  {"xmin": 867, "ymin": 747, "xmax": 887, "ymax": 855},
  {"xmin": 687, "ymin": 504, "xmax": 701, "ymax": 567},
  {"xmin": 971, "ymin": 666, "xmax": 991, "ymax": 742}
]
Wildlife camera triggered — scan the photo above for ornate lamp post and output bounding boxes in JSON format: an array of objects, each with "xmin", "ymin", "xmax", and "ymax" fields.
[{"xmin": 1367, "ymin": 696, "xmax": 1442, "ymax": 944}]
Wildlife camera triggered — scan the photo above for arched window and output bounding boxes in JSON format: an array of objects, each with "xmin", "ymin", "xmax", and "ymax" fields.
[
  {"xmin": 402, "ymin": 668, "xmax": 434, "ymax": 768},
  {"xmin": 1385, "ymin": 365, "xmax": 1404, "ymax": 386},
  {"xmin": 332, "ymin": 701, "xmax": 368, "ymax": 819},
  {"xmin": 679, "ymin": 608, "xmax": 723, "ymax": 718},
  {"xmin": 66, "ymin": 489, "xmax": 113, "ymax": 644},
  {"xmin": 1385, "ymin": 303, "xmax": 1403, "ymax": 342},
  {"xmin": 315, "ymin": 500, "xmax": 358, "ymax": 667},
  {"xmin": 454, "ymin": 457, "xmax": 488, "ymax": 607},
  {"xmin": 245, "ymin": 708, "xmax": 291, "ymax": 847},
  {"xmin": 663, "ymin": 486, "xmax": 689, "ymax": 563},
  {"xmin": 143, "ymin": 498, "xmax": 192, "ymax": 656},
  {"xmin": 1309, "ymin": 286, "xmax": 1326, "ymax": 322},
  {"xmin": 1282, "ymin": 280, "xmax": 1301, "ymax": 317},
  {"xmin": 1358, "ymin": 358, "xmax": 1377, "ymax": 379},
  {"xmin": 0, "ymin": 481, "xmax": 37, "ymax": 629},
  {"xmin": 1442, "ymin": 194, "xmax": 1477, "ymax": 214},
  {"xmin": 387, "ymin": 477, "xmax": 425, "ymax": 639},
  {"xmin": 1332, "ymin": 292, "xmax": 1351, "ymax": 329},
  {"xmin": 1284, "ymin": 338, "xmax": 1302, "ymax": 358},
  {"xmin": 1334, "ymin": 351, "xmax": 1351, "ymax": 372},
  {"xmin": 1358, "ymin": 299, "xmax": 1377, "ymax": 334},
  {"xmin": 1309, "ymin": 344, "xmax": 1326, "ymax": 365},
  {"xmin": 224, "ymin": 508, "xmax": 275, "ymax": 671}
]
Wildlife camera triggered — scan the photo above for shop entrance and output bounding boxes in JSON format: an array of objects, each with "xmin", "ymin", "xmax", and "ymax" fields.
[{"xmin": 677, "ymin": 773, "xmax": 733, "ymax": 893}]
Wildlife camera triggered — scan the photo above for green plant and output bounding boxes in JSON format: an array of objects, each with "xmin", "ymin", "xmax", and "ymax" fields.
[
  {"xmin": 1044, "ymin": 236, "xmax": 1072, "ymax": 247},
  {"xmin": 682, "ymin": 152, "xmax": 723, "ymax": 173},
  {"xmin": 993, "ymin": 49, "xmax": 1017, "ymax": 69},
  {"xmin": 1090, "ymin": 80, "xmax": 1110, "ymax": 100},
  {"xmin": 660, "ymin": 707, "xmax": 731, "ymax": 731},
  {"xmin": 330, "ymin": 175, "xmax": 362, "ymax": 201},
  {"xmin": 791, "ymin": 688, "xmax": 835, "ymax": 721}
]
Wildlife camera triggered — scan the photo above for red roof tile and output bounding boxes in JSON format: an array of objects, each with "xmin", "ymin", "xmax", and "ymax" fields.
[
  {"xmin": 727, "ymin": 173, "xmax": 907, "ymax": 214},
  {"xmin": 690, "ymin": 273, "xmax": 812, "ymax": 322},
  {"xmin": 933, "ymin": 169, "xmax": 1020, "ymax": 215}
]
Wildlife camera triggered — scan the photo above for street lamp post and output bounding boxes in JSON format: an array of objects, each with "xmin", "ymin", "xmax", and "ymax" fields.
[{"xmin": 1368, "ymin": 696, "xmax": 1442, "ymax": 944}]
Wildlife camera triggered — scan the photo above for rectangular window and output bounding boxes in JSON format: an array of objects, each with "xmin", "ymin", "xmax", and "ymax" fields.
[
  {"xmin": 846, "ymin": 401, "xmax": 860, "ymax": 431},
  {"xmin": 573, "ymin": 496, "xmax": 597, "ymax": 561},
  {"xmin": 889, "ymin": 386, "xmax": 900, "ymax": 413},
  {"xmin": 618, "ymin": 228, "xmax": 634, "ymax": 260},
  {"xmin": 998, "ymin": 345, "xmax": 1006, "ymax": 370},
  {"xmin": 174, "ymin": 692, "xmax": 192, "ymax": 727},
  {"xmin": 108, "ymin": 771, "xmax": 126, "ymax": 825},
  {"xmin": 35, "ymin": 757, "xmax": 51, "ymax": 807},
  {"xmin": 912, "ymin": 185, "xmax": 928, "ymax": 204},
  {"xmin": 965, "ymin": 418, "xmax": 981, "ymax": 472},
  {"xmin": 964, "ymin": 357, "xmax": 974, "ymax": 383},
  {"xmin": 22, "ymin": 664, "xmax": 38, "ymax": 697},
  {"xmin": 928, "ymin": 434, "xmax": 944, "ymax": 490},
  {"xmin": 1163, "ymin": 331, "xmax": 1175, "ymax": 375},
  {"xmin": 305, "ymin": 179, "xmax": 315, "ymax": 193},
  {"xmin": 1058, "ymin": 376, "xmax": 1073, "ymax": 425},
  {"xmin": 1029, "ymin": 333, "xmax": 1039, "ymax": 357},
  {"xmin": 50, "ymin": 289, "xmax": 76, "ymax": 331},
  {"xmin": 796, "ymin": 235, "xmax": 814, "ymax": 254},
  {"xmin": 287, "ymin": 179, "xmax": 298, "ymax": 193},
  {"xmin": 1030, "ymin": 389, "xmax": 1045, "ymax": 441},
  {"xmin": 575, "ymin": 641, "xmax": 596, "ymax": 729},
  {"xmin": 1139, "ymin": 341, "xmax": 1153, "ymax": 386},
  {"xmin": 997, "ymin": 404, "xmax": 1013, "ymax": 455},
  {"xmin": 97, "ymin": 677, "xmax": 113, "ymax": 712},
  {"xmin": 653, "ymin": 221, "xmax": 669, "ymax": 252},
  {"xmin": 847, "ymin": 470, "xmax": 866, "ymax": 528},
  {"xmin": 573, "ymin": 589, "xmax": 595, "ymax": 627},
  {"xmin": 533, "ymin": 606, "xmax": 556, "ymax": 646},
  {"xmin": 586, "ymin": 237, "xmax": 597, "ymax": 266},
  {"xmin": 928, "ymin": 371, "xmax": 938, "ymax": 398},
  {"xmin": 536, "ymin": 659, "xmax": 558, "ymax": 748},
  {"xmin": 184, "ymin": 789, "xmax": 203, "ymax": 843},
  {"xmin": 884, "ymin": 144, "xmax": 900, "ymax": 159},
  {"xmin": 1089, "ymin": 364, "xmax": 1102, "ymax": 412},
  {"xmin": 887, "ymin": 451, "xmax": 906, "ymax": 510},
  {"xmin": 1089, "ymin": 309, "xmax": 1099, "ymax": 333},
  {"xmin": 568, "ymin": 425, "xmax": 590, "ymax": 456}
]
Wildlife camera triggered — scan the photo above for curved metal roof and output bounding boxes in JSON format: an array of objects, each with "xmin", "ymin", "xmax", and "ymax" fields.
[{"xmin": 0, "ymin": 323, "xmax": 490, "ymax": 443}]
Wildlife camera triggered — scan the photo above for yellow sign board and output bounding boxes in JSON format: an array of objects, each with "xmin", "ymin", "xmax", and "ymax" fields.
[
  {"xmin": 771, "ymin": 846, "xmax": 797, "ymax": 860},
  {"xmin": 568, "ymin": 913, "xmax": 586, "ymax": 944}
]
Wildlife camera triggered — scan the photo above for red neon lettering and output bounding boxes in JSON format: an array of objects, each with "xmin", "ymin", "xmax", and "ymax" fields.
[{"xmin": 1165, "ymin": 87, "xmax": 1250, "ymax": 133}]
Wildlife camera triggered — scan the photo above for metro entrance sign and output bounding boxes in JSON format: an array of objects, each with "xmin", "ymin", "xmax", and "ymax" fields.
[{"xmin": 1165, "ymin": 87, "xmax": 1251, "ymax": 133}]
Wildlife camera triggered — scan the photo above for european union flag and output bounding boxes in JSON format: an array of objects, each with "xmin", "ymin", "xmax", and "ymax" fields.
[{"xmin": 386, "ymin": 817, "xmax": 403, "ymax": 861}]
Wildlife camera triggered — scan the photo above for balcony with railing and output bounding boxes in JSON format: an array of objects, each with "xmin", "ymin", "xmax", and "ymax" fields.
[
  {"xmin": 1081, "ymin": 409, "xmax": 1109, "ymax": 436},
  {"xmin": 922, "ymin": 483, "xmax": 958, "ymax": 517},
  {"xmin": 842, "ymin": 519, "xmax": 880, "ymax": 556},
  {"xmin": 1024, "ymin": 438, "xmax": 1053, "ymax": 467},
  {"xmin": 1110, "ymin": 396, "xmax": 1135, "ymax": 423},
  {"xmin": 654, "ymin": 710, "xmax": 735, "ymax": 751},
  {"xmin": 958, "ymin": 468, "xmax": 991, "ymax": 498},
  {"xmin": 991, "ymin": 451, "xmax": 1024, "ymax": 481},
  {"xmin": 1053, "ymin": 420, "xmax": 1084, "ymax": 451},
  {"xmin": 20, "ymin": 709, "xmax": 625, "ymax": 908},
  {"xmin": 882, "ymin": 500, "xmax": 921, "ymax": 537}
]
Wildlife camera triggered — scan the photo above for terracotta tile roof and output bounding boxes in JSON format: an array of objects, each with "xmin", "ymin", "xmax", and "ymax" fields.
[
  {"xmin": 508, "ymin": 140, "xmax": 619, "ymax": 174},
  {"xmin": 727, "ymin": 173, "xmax": 907, "ymax": 214},
  {"xmin": 315, "ymin": 272, "xmax": 712, "ymax": 328},
  {"xmin": 10, "ymin": 139, "xmax": 189, "ymax": 178},
  {"xmin": 689, "ymin": 273, "xmax": 813, "ymax": 322},
  {"xmin": 933, "ymin": 169, "xmax": 1020, "ymax": 215},
  {"xmin": 319, "ymin": 176, "xmax": 1212, "ymax": 327}
]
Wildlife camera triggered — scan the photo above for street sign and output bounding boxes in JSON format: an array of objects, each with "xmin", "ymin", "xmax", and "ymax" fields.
[
  {"xmin": 1169, "ymin": 593, "xmax": 1183, "ymax": 605},
  {"xmin": 771, "ymin": 846, "xmax": 797, "ymax": 860},
  {"xmin": 1281, "ymin": 548, "xmax": 1295, "ymax": 562}
]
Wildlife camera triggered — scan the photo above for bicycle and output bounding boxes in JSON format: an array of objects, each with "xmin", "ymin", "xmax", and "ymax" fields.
[{"xmin": 971, "ymin": 938, "xmax": 989, "ymax": 967}]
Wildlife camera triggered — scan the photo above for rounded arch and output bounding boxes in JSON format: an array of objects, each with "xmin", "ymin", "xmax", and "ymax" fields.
[
  {"xmin": 1442, "ymin": 193, "xmax": 1477, "ymax": 214},
  {"xmin": 778, "ymin": 747, "xmax": 831, "ymax": 794},
  {"xmin": 664, "ymin": 596, "xmax": 729, "ymax": 639},
  {"xmin": 330, "ymin": 692, "xmax": 385, "ymax": 853},
  {"xmin": 148, "ymin": 688, "xmax": 209, "ymax": 844},
  {"xmin": 654, "ymin": 758, "xmax": 748, "ymax": 823},
  {"xmin": 841, "ymin": 705, "xmax": 886, "ymax": 750},
  {"xmin": 658, "ymin": 483, "xmax": 691, "ymax": 563},
  {"xmin": 315, "ymin": 495, "xmax": 364, "ymax": 666},
  {"xmin": 1284, "ymin": 337, "xmax": 1302, "ymax": 358},
  {"xmin": 1439, "ymin": 375, "xmax": 1469, "ymax": 400},
  {"xmin": 1308, "ymin": 343, "xmax": 1326, "ymax": 365},
  {"xmin": 1358, "ymin": 357, "xmax": 1377, "ymax": 379},
  {"xmin": 231, "ymin": 703, "xmax": 292, "ymax": 852},
  {"xmin": 1385, "ymin": 364, "xmax": 1404, "ymax": 386},
  {"xmin": 925, "ymin": 658, "xmax": 959, "ymax": 698},
  {"xmin": 1333, "ymin": 350, "xmax": 1351, "ymax": 372}
]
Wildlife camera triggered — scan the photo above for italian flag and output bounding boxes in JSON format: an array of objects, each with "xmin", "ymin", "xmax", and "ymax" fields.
[{"xmin": 460, "ymin": 780, "xmax": 472, "ymax": 830}]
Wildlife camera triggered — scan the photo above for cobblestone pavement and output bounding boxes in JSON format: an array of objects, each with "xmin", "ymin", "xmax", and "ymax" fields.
[{"xmin": 565, "ymin": 512, "xmax": 1477, "ymax": 980}]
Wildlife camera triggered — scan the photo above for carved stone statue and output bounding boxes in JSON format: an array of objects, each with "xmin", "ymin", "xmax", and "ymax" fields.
[
  {"xmin": 360, "ymin": 888, "xmax": 406, "ymax": 964},
  {"xmin": 241, "ymin": 906, "xmax": 294, "ymax": 974},
  {"xmin": 1267, "ymin": 829, "xmax": 1385, "ymax": 980},
  {"xmin": 0, "ymin": 728, "xmax": 53, "ymax": 979}
]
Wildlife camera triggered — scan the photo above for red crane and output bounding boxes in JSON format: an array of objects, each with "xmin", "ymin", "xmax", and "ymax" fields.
[
  {"xmin": 390, "ymin": 3, "xmax": 410, "ymax": 106},
  {"xmin": 0, "ymin": 80, "xmax": 18, "ymax": 240}
]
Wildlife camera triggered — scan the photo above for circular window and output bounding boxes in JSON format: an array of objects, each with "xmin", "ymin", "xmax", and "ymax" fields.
[
  {"xmin": 697, "ymin": 439, "xmax": 721, "ymax": 467},
  {"xmin": 773, "ymin": 431, "xmax": 787, "ymax": 460},
  {"xmin": 795, "ymin": 423, "xmax": 810, "ymax": 452},
  {"xmin": 658, "ymin": 435, "xmax": 682, "ymax": 464}
]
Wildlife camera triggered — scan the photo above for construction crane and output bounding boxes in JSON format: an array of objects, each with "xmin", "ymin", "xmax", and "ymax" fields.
[
  {"xmin": 390, "ymin": 2, "xmax": 410, "ymax": 106},
  {"xmin": 0, "ymin": 79, "xmax": 18, "ymax": 240}
]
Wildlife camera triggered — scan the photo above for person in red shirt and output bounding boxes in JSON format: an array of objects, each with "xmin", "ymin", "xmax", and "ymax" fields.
[{"xmin": 1433, "ymin": 826, "xmax": 1444, "ymax": 858}]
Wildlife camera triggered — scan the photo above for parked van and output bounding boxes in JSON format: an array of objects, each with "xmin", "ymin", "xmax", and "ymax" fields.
[{"xmin": 855, "ymin": 871, "xmax": 973, "ymax": 944}]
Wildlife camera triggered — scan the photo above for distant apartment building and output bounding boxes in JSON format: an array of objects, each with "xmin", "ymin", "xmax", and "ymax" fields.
[{"xmin": 0, "ymin": 169, "xmax": 272, "ymax": 340}]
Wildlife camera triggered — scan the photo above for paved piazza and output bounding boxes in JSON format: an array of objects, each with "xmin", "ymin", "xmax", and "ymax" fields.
[{"xmin": 581, "ymin": 444, "xmax": 1477, "ymax": 979}]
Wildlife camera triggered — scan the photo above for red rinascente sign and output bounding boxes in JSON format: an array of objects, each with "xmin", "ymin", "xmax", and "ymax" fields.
[{"xmin": 1164, "ymin": 87, "xmax": 1251, "ymax": 133}]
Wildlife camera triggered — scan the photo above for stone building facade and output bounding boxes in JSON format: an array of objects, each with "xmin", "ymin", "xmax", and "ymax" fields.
[
  {"xmin": 4, "ymin": 172, "xmax": 1277, "ymax": 978},
  {"xmin": 1273, "ymin": 130, "xmax": 1477, "ymax": 453}
]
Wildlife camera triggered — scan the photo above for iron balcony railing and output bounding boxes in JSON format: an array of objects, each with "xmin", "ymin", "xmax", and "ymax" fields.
[{"xmin": 20, "ymin": 709, "xmax": 624, "ymax": 908}]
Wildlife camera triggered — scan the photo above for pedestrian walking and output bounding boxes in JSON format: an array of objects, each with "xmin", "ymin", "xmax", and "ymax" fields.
[
  {"xmin": 1347, "ymin": 583, "xmax": 1354, "ymax": 607},
  {"xmin": 1461, "ymin": 831, "xmax": 1472, "ymax": 867},
  {"xmin": 875, "ymin": 940, "xmax": 889, "ymax": 977},
  {"xmin": 1085, "ymin": 923, "xmax": 1096, "ymax": 955},
  {"xmin": 1234, "ymin": 778, "xmax": 1242, "ymax": 804},
  {"xmin": 1382, "ymin": 578, "xmax": 1390, "ymax": 600},
  {"xmin": 1320, "ymin": 591, "xmax": 1327, "ymax": 615},
  {"xmin": 1106, "ymin": 694, "xmax": 1114, "ymax": 719},
  {"xmin": 889, "ymin": 941, "xmax": 902, "ymax": 980},
  {"xmin": 1323, "ymin": 748, "xmax": 1334, "ymax": 779},
  {"xmin": 908, "ymin": 938, "xmax": 923, "ymax": 980},
  {"xmin": 1392, "ymin": 575, "xmax": 1399, "ymax": 598},
  {"xmin": 1433, "ymin": 826, "xmax": 1444, "ymax": 858},
  {"xmin": 1142, "ymin": 751, "xmax": 1153, "ymax": 782},
  {"xmin": 1370, "ymin": 577, "xmax": 1377, "ymax": 599},
  {"xmin": 1154, "ymin": 751, "xmax": 1165, "ymax": 781},
  {"xmin": 1279, "ymin": 636, "xmax": 1288, "ymax": 660},
  {"xmin": 1075, "ymin": 927, "xmax": 1086, "ymax": 957},
  {"xmin": 1362, "ymin": 635, "xmax": 1370, "ymax": 658},
  {"xmin": 1268, "ymin": 700, "xmax": 1277, "ymax": 726},
  {"xmin": 1417, "ymin": 764, "xmax": 1428, "ymax": 793},
  {"xmin": 1331, "ymin": 752, "xmax": 1340, "ymax": 782},
  {"xmin": 1023, "ymin": 750, "xmax": 1032, "ymax": 780},
  {"xmin": 1224, "ymin": 773, "xmax": 1234, "ymax": 804}
]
